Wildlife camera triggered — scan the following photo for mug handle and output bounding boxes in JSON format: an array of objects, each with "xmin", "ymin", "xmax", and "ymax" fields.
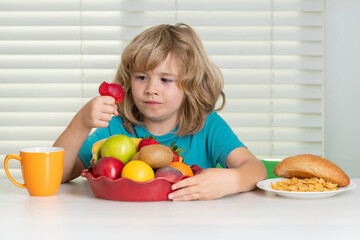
[{"xmin": 4, "ymin": 154, "xmax": 26, "ymax": 189}]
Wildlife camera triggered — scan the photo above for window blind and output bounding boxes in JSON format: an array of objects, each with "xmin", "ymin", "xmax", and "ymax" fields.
[{"xmin": 0, "ymin": 0, "xmax": 324, "ymax": 168}]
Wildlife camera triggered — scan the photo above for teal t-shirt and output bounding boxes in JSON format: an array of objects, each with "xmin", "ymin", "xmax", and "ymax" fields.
[{"xmin": 79, "ymin": 111, "xmax": 246, "ymax": 169}]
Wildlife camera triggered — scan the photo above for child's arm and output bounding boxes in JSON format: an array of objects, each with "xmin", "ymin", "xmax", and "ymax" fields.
[
  {"xmin": 168, "ymin": 147, "xmax": 267, "ymax": 201},
  {"xmin": 53, "ymin": 96, "xmax": 118, "ymax": 183}
]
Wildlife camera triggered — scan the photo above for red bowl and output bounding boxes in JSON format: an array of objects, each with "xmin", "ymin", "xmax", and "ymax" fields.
[{"xmin": 81, "ymin": 168, "xmax": 189, "ymax": 202}]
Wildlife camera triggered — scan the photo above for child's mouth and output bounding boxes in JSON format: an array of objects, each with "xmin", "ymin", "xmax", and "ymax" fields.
[{"xmin": 145, "ymin": 101, "xmax": 161, "ymax": 105}]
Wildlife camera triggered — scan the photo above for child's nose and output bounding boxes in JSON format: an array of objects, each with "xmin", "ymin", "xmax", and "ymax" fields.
[{"xmin": 145, "ymin": 79, "xmax": 159, "ymax": 95}]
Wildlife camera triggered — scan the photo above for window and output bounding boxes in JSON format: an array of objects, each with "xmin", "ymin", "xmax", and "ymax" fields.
[{"xmin": 0, "ymin": 0, "xmax": 324, "ymax": 167}]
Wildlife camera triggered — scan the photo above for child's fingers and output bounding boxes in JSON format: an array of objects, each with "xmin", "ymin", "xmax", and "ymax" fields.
[
  {"xmin": 100, "ymin": 96, "xmax": 118, "ymax": 116},
  {"xmin": 113, "ymin": 105, "xmax": 119, "ymax": 116},
  {"xmin": 100, "ymin": 95, "xmax": 116, "ymax": 105},
  {"xmin": 98, "ymin": 112, "xmax": 113, "ymax": 122},
  {"xmin": 168, "ymin": 185, "xmax": 201, "ymax": 201},
  {"xmin": 171, "ymin": 176, "xmax": 197, "ymax": 191},
  {"xmin": 101, "ymin": 104, "xmax": 116, "ymax": 115},
  {"xmin": 169, "ymin": 176, "xmax": 203, "ymax": 201},
  {"xmin": 94, "ymin": 120, "xmax": 110, "ymax": 128}
]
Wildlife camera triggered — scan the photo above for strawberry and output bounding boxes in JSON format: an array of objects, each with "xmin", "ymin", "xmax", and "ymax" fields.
[
  {"xmin": 99, "ymin": 81, "xmax": 124, "ymax": 104},
  {"xmin": 168, "ymin": 141, "xmax": 184, "ymax": 162},
  {"xmin": 191, "ymin": 164, "xmax": 203, "ymax": 175},
  {"xmin": 172, "ymin": 153, "xmax": 180, "ymax": 162},
  {"xmin": 138, "ymin": 135, "xmax": 160, "ymax": 151}
]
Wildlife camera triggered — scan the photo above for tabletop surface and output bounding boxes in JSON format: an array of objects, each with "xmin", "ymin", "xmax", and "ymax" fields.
[{"xmin": 1, "ymin": 169, "xmax": 359, "ymax": 240}]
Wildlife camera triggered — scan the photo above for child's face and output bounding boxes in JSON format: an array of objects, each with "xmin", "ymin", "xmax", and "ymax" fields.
[{"xmin": 131, "ymin": 53, "xmax": 184, "ymax": 126}]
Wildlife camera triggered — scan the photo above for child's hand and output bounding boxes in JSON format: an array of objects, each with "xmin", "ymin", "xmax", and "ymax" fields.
[
  {"xmin": 168, "ymin": 168, "xmax": 239, "ymax": 201},
  {"xmin": 80, "ymin": 96, "xmax": 119, "ymax": 129}
]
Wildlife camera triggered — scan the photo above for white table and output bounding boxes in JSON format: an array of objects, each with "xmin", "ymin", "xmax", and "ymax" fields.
[{"xmin": 1, "ymin": 169, "xmax": 359, "ymax": 240}]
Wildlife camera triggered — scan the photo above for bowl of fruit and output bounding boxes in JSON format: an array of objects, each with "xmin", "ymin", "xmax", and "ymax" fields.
[{"xmin": 81, "ymin": 134, "xmax": 202, "ymax": 202}]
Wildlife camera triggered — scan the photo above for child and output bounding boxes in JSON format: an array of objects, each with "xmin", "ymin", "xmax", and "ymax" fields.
[{"xmin": 53, "ymin": 23, "xmax": 267, "ymax": 201}]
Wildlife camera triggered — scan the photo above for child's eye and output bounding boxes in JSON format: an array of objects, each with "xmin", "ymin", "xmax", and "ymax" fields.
[
  {"xmin": 161, "ymin": 78, "xmax": 173, "ymax": 83},
  {"xmin": 136, "ymin": 75, "xmax": 147, "ymax": 80}
]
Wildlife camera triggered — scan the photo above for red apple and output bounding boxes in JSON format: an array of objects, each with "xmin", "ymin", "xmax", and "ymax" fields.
[{"xmin": 92, "ymin": 157, "xmax": 125, "ymax": 180}]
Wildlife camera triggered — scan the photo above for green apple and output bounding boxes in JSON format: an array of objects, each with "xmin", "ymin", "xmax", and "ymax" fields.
[{"xmin": 100, "ymin": 135, "xmax": 136, "ymax": 164}]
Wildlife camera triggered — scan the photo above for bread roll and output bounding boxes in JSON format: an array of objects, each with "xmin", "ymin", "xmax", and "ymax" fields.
[{"xmin": 274, "ymin": 154, "xmax": 350, "ymax": 187}]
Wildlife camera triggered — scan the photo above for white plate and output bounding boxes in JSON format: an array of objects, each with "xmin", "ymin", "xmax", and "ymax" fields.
[{"xmin": 256, "ymin": 178, "xmax": 357, "ymax": 199}]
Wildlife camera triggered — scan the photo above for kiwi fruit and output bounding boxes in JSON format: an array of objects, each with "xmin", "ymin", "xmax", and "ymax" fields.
[
  {"xmin": 138, "ymin": 144, "xmax": 174, "ymax": 169},
  {"xmin": 130, "ymin": 152, "xmax": 140, "ymax": 161}
]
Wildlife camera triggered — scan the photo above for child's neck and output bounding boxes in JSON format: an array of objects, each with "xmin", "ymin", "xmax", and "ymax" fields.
[{"xmin": 143, "ymin": 119, "xmax": 177, "ymax": 136}]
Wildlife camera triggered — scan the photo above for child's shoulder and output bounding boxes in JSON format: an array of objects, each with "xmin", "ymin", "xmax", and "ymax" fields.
[
  {"xmin": 206, "ymin": 111, "xmax": 225, "ymax": 124},
  {"xmin": 198, "ymin": 111, "xmax": 227, "ymax": 133},
  {"xmin": 207, "ymin": 110, "xmax": 218, "ymax": 118}
]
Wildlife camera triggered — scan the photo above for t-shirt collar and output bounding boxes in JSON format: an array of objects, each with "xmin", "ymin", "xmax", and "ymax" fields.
[{"xmin": 132, "ymin": 124, "xmax": 179, "ymax": 142}]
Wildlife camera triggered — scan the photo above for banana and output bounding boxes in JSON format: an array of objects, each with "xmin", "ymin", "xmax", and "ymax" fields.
[
  {"xmin": 90, "ymin": 137, "xmax": 141, "ymax": 166},
  {"xmin": 90, "ymin": 138, "xmax": 107, "ymax": 165},
  {"xmin": 131, "ymin": 137, "xmax": 142, "ymax": 150}
]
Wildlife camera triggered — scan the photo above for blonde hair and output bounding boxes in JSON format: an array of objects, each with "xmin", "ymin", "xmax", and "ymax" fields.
[{"xmin": 114, "ymin": 23, "xmax": 225, "ymax": 136}]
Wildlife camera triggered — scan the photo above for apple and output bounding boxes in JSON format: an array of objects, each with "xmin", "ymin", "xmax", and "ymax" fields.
[
  {"xmin": 92, "ymin": 157, "xmax": 125, "ymax": 180},
  {"xmin": 100, "ymin": 134, "xmax": 136, "ymax": 164}
]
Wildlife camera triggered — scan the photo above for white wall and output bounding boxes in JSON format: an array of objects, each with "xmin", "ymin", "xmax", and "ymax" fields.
[{"xmin": 325, "ymin": 0, "xmax": 360, "ymax": 177}]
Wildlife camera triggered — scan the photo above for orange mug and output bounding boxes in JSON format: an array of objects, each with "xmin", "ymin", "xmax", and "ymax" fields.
[{"xmin": 4, "ymin": 147, "xmax": 64, "ymax": 196}]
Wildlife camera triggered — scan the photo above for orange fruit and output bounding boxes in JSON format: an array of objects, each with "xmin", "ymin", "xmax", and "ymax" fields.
[
  {"xmin": 121, "ymin": 160, "xmax": 154, "ymax": 182},
  {"xmin": 168, "ymin": 162, "xmax": 193, "ymax": 176}
]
